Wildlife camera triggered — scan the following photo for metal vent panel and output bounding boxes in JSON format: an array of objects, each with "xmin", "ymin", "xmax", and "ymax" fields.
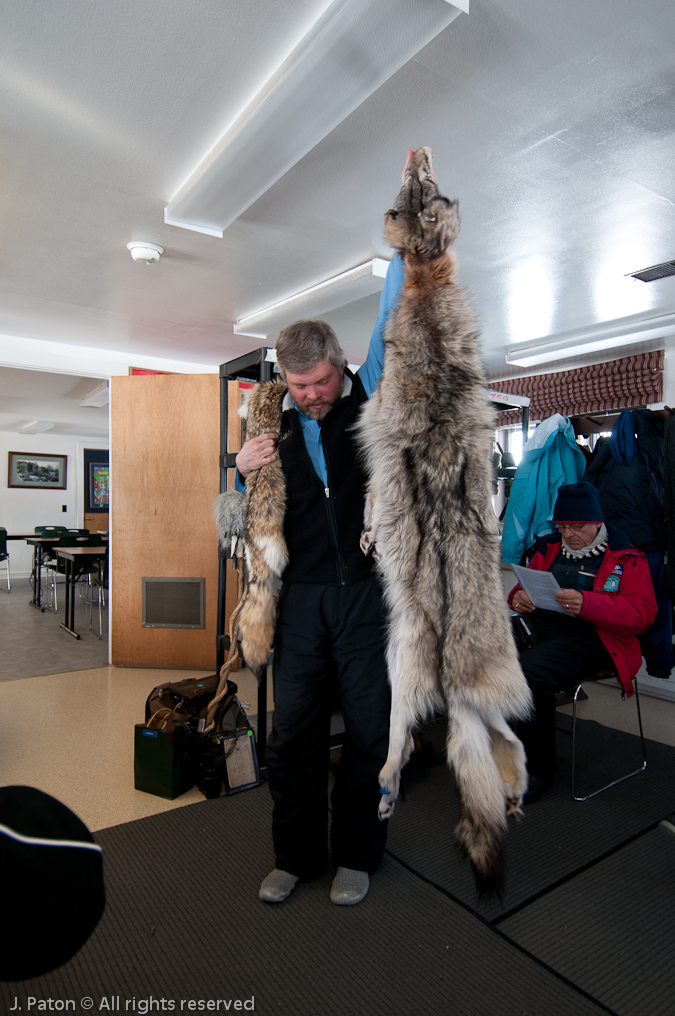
[
  {"xmin": 628, "ymin": 261, "xmax": 675, "ymax": 282},
  {"xmin": 142, "ymin": 577, "xmax": 205, "ymax": 629}
]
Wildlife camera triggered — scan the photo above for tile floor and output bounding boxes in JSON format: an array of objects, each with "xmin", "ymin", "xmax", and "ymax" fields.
[
  {"xmin": 0, "ymin": 659, "xmax": 671, "ymax": 833},
  {"xmin": 1, "ymin": 573, "xmax": 673, "ymax": 832}
]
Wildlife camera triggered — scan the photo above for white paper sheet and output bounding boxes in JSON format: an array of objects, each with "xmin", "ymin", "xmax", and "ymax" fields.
[{"xmin": 511, "ymin": 564, "xmax": 566, "ymax": 614}]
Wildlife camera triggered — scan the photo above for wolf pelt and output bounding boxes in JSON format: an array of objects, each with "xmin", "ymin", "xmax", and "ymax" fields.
[
  {"xmin": 356, "ymin": 148, "xmax": 532, "ymax": 896},
  {"xmin": 235, "ymin": 381, "xmax": 288, "ymax": 670}
]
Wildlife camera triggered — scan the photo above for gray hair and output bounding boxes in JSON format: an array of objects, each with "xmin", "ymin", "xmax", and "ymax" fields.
[{"xmin": 275, "ymin": 319, "xmax": 347, "ymax": 379}]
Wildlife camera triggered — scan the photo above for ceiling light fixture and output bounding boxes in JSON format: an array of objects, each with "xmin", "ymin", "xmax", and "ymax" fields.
[
  {"xmin": 234, "ymin": 258, "xmax": 390, "ymax": 338},
  {"xmin": 126, "ymin": 241, "xmax": 164, "ymax": 264},
  {"xmin": 18, "ymin": 420, "xmax": 54, "ymax": 434},
  {"xmin": 505, "ymin": 312, "xmax": 675, "ymax": 368},
  {"xmin": 164, "ymin": 0, "xmax": 468, "ymax": 237},
  {"xmin": 79, "ymin": 382, "xmax": 110, "ymax": 408}
]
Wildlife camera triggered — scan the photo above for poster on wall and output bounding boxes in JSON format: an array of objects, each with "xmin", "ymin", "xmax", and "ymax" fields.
[
  {"xmin": 89, "ymin": 463, "xmax": 109, "ymax": 508},
  {"xmin": 8, "ymin": 452, "xmax": 67, "ymax": 489},
  {"xmin": 84, "ymin": 449, "xmax": 110, "ymax": 513}
]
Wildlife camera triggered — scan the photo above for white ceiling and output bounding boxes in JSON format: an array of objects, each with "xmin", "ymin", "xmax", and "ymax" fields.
[
  {"xmin": 2, "ymin": 0, "xmax": 675, "ymax": 437},
  {"xmin": 0, "ymin": 367, "xmax": 109, "ymax": 438}
]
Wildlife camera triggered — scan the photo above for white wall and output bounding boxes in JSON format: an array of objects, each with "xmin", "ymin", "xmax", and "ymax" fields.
[{"xmin": 1, "ymin": 431, "xmax": 108, "ymax": 577}]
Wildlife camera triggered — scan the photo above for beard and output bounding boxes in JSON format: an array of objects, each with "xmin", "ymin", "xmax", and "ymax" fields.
[{"xmin": 294, "ymin": 393, "xmax": 341, "ymax": 420}]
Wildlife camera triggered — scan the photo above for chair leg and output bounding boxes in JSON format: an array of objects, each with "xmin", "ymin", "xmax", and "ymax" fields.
[
  {"xmin": 44, "ymin": 565, "xmax": 54, "ymax": 611},
  {"xmin": 43, "ymin": 565, "xmax": 61, "ymax": 613},
  {"xmin": 88, "ymin": 582, "xmax": 104, "ymax": 639},
  {"xmin": 572, "ymin": 677, "xmax": 647, "ymax": 801}
]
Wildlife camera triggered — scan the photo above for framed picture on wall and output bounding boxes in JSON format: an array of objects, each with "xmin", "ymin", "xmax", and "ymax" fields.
[{"xmin": 8, "ymin": 452, "xmax": 67, "ymax": 490}]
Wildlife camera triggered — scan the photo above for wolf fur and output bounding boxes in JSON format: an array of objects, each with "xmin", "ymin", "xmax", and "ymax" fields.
[
  {"xmin": 356, "ymin": 148, "xmax": 532, "ymax": 896},
  {"xmin": 234, "ymin": 380, "xmax": 288, "ymax": 670}
]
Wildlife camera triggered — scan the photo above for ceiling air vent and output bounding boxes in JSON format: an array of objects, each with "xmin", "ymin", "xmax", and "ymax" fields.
[{"xmin": 627, "ymin": 261, "xmax": 675, "ymax": 282}]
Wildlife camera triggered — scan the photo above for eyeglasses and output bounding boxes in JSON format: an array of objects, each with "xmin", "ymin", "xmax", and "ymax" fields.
[{"xmin": 555, "ymin": 523, "xmax": 589, "ymax": 533}]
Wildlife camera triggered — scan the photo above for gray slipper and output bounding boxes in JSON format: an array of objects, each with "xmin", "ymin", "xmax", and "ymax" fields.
[
  {"xmin": 259, "ymin": 868, "xmax": 299, "ymax": 903},
  {"xmin": 330, "ymin": 866, "xmax": 369, "ymax": 905}
]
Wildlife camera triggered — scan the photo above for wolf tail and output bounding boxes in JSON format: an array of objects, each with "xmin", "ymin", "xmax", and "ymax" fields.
[{"xmin": 446, "ymin": 698, "xmax": 528, "ymax": 898}]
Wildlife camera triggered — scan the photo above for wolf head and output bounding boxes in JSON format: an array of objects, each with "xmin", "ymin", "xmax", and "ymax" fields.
[{"xmin": 384, "ymin": 147, "xmax": 459, "ymax": 259}]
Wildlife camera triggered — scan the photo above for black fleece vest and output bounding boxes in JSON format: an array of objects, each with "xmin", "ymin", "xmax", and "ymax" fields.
[{"xmin": 277, "ymin": 370, "xmax": 374, "ymax": 585}]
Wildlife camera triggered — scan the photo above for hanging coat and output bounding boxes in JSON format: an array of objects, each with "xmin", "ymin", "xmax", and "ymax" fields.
[
  {"xmin": 584, "ymin": 408, "xmax": 673, "ymax": 678},
  {"xmin": 501, "ymin": 414, "xmax": 586, "ymax": 565}
]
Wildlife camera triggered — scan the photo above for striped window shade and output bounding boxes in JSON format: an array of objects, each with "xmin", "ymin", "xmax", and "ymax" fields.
[{"xmin": 490, "ymin": 350, "xmax": 664, "ymax": 427}]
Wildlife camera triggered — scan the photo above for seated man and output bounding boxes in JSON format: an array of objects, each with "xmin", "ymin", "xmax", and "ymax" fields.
[{"xmin": 508, "ymin": 481, "xmax": 657, "ymax": 802}]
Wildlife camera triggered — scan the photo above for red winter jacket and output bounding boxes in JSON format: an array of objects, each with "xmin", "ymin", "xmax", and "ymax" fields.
[{"xmin": 508, "ymin": 527, "xmax": 657, "ymax": 695}]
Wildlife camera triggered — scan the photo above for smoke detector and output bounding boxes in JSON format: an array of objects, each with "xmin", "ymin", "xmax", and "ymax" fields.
[{"xmin": 127, "ymin": 241, "xmax": 164, "ymax": 264}]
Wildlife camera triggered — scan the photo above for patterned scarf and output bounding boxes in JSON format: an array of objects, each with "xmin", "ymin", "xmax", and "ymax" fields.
[{"xmin": 561, "ymin": 523, "xmax": 608, "ymax": 560}]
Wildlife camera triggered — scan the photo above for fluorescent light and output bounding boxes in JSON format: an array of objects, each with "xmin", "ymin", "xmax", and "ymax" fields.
[
  {"xmin": 18, "ymin": 420, "xmax": 54, "ymax": 434},
  {"xmin": 79, "ymin": 382, "xmax": 110, "ymax": 407},
  {"xmin": 234, "ymin": 258, "xmax": 390, "ymax": 338},
  {"xmin": 164, "ymin": 0, "xmax": 467, "ymax": 236},
  {"xmin": 505, "ymin": 312, "xmax": 675, "ymax": 368}
]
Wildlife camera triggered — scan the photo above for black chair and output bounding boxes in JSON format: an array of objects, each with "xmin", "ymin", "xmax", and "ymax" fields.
[
  {"xmin": 570, "ymin": 672, "xmax": 647, "ymax": 801},
  {"xmin": 0, "ymin": 528, "xmax": 10, "ymax": 592},
  {"xmin": 44, "ymin": 534, "xmax": 104, "ymax": 612}
]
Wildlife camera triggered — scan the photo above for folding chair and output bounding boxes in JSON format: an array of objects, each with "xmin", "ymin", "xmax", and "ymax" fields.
[{"xmin": 571, "ymin": 672, "xmax": 647, "ymax": 801}]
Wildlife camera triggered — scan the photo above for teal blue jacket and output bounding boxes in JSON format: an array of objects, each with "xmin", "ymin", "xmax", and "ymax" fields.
[{"xmin": 501, "ymin": 414, "xmax": 586, "ymax": 564}]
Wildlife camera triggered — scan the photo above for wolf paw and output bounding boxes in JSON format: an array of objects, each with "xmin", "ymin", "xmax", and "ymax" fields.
[
  {"xmin": 378, "ymin": 766, "xmax": 400, "ymax": 820},
  {"xmin": 378, "ymin": 791, "xmax": 396, "ymax": 820},
  {"xmin": 506, "ymin": 796, "xmax": 525, "ymax": 820}
]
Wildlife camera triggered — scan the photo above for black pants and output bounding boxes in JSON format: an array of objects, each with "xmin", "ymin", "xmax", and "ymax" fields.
[
  {"xmin": 515, "ymin": 610, "xmax": 613, "ymax": 778},
  {"xmin": 267, "ymin": 574, "xmax": 391, "ymax": 879}
]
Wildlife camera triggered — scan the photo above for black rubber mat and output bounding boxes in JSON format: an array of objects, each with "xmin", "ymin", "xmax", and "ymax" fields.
[
  {"xmin": 385, "ymin": 715, "xmax": 675, "ymax": 922},
  {"xmin": 0, "ymin": 782, "xmax": 609, "ymax": 1016},
  {"xmin": 500, "ymin": 824, "xmax": 675, "ymax": 1016}
]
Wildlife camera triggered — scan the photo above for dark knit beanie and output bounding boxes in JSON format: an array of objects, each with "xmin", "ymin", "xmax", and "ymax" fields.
[
  {"xmin": 0, "ymin": 786, "xmax": 105, "ymax": 981},
  {"xmin": 552, "ymin": 482, "xmax": 604, "ymax": 524}
]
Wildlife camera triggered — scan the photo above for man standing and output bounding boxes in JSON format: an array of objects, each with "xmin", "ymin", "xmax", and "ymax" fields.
[{"xmin": 235, "ymin": 257, "xmax": 403, "ymax": 905}]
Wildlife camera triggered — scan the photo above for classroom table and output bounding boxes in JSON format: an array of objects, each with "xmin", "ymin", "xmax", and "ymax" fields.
[
  {"xmin": 56, "ymin": 546, "xmax": 109, "ymax": 639},
  {"xmin": 14, "ymin": 535, "xmax": 108, "ymax": 612}
]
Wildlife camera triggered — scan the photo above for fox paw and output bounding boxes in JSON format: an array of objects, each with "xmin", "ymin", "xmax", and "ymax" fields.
[{"xmin": 360, "ymin": 527, "xmax": 376, "ymax": 557}]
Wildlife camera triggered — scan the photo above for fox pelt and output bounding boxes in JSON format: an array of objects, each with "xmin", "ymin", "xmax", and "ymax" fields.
[
  {"xmin": 356, "ymin": 148, "xmax": 532, "ymax": 897},
  {"xmin": 229, "ymin": 380, "xmax": 288, "ymax": 671}
]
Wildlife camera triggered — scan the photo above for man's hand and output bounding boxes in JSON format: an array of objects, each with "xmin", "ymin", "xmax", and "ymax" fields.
[
  {"xmin": 235, "ymin": 432, "xmax": 279, "ymax": 479},
  {"xmin": 555, "ymin": 588, "xmax": 584, "ymax": 616},
  {"xmin": 511, "ymin": 589, "xmax": 535, "ymax": 614}
]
